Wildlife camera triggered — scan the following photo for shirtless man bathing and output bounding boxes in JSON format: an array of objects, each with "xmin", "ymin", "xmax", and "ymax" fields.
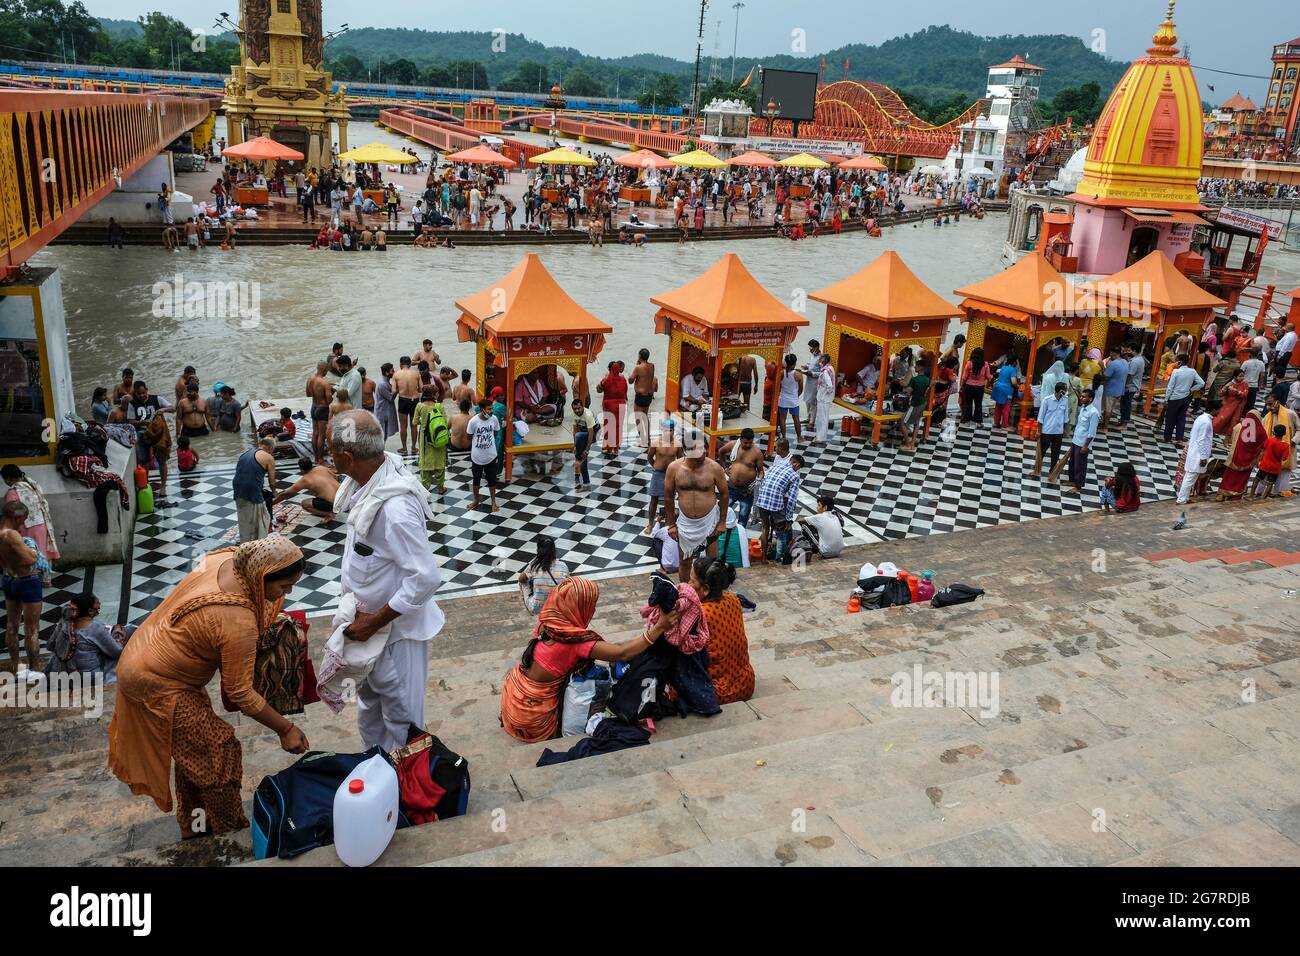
[
  {"xmin": 393, "ymin": 356, "xmax": 422, "ymax": 455},
  {"xmin": 663, "ymin": 427, "xmax": 729, "ymax": 582},
  {"xmin": 274, "ymin": 459, "xmax": 341, "ymax": 521},
  {"xmin": 628, "ymin": 348, "xmax": 658, "ymax": 447},
  {"xmin": 305, "ymin": 362, "xmax": 334, "ymax": 463},
  {"xmin": 177, "ymin": 382, "xmax": 210, "ymax": 438}
]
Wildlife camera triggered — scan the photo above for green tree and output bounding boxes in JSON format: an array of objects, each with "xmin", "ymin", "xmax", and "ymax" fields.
[
  {"xmin": 386, "ymin": 56, "xmax": 419, "ymax": 85},
  {"xmin": 446, "ymin": 59, "xmax": 488, "ymax": 89},
  {"xmin": 328, "ymin": 53, "xmax": 366, "ymax": 81},
  {"xmin": 562, "ymin": 67, "xmax": 604, "ymax": 97},
  {"xmin": 696, "ymin": 78, "xmax": 756, "ymax": 111},
  {"xmin": 637, "ymin": 73, "xmax": 680, "ymax": 109},
  {"xmin": 420, "ymin": 63, "xmax": 450, "ymax": 87},
  {"xmin": 500, "ymin": 60, "xmax": 548, "ymax": 93}
]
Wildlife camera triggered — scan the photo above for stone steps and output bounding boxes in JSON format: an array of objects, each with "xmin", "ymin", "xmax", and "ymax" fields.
[{"xmin": 9, "ymin": 498, "xmax": 1300, "ymax": 866}]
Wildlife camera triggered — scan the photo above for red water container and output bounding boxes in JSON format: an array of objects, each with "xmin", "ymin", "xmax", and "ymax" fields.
[{"xmin": 133, "ymin": 464, "xmax": 148, "ymax": 490}]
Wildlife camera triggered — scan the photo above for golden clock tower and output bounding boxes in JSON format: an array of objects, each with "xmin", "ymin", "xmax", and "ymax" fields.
[{"xmin": 222, "ymin": 0, "xmax": 349, "ymax": 168}]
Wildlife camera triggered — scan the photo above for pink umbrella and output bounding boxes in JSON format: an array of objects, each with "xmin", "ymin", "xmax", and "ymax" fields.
[
  {"xmin": 221, "ymin": 135, "xmax": 304, "ymax": 161},
  {"xmin": 446, "ymin": 144, "xmax": 517, "ymax": 168},
  {"xmin": 840, "ymin": 154, "xmax": 889, "ymax": 172},
  {"xmin": 726, "ymin": 150, "xmax": 778, "ymax": 168},
  {"xmin": 614, "ymin": 149, "xmax": 674, "ymax": 169}
]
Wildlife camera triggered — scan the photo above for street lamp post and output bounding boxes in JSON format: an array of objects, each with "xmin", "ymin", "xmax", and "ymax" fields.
[
  {"xmin": 765, "ymin": 99, "xmax": 779, "ymax": 137},
  {"xmin": 730, "ymin": 2, "xmax": 745, "ymax": 83}
]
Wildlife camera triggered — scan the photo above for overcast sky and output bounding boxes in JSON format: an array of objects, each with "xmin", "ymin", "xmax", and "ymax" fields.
[{"xmin": 86, "ymin": 0, "xmax": 1285, "ymax": 99}]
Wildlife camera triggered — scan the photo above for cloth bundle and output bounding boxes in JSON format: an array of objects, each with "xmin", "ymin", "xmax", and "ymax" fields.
[
  {"xmin": 640, "ymin": 573, "xmax": 709, "ymax": 654},
  {"xmin": 316, "ymin": 592, "xmax": 392, "ymax": 714}
]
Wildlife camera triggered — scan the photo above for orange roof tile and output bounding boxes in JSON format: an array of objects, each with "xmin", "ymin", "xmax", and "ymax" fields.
[
  {"xmin": 455, "ymin": 253, "xmax": 612, "ymax": 337},
  {"xmin": 953, "ymin": 252, "xmax": 1092, "ymax": 316},
  {"xmin": 809, "ymin": 251, "xmax": 960, "ymax": 321},
  {"xmin": 650, "ymin": 253, "xmax": 809, "ymax": 329},
  {"xmin": 1219, "ymin": 92, "xmax": 1257, "ymax": 112},
  {"xmin": 990, "ymin": 54, "xmax": 1043, "ymax": 71},
  {"xmin": 1089, "ymin": 250, "xmax": 1227, "ymax": 312}
]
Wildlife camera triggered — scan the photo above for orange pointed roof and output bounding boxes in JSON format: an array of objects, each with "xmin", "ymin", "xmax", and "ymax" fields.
[
  {"xmin": 1085, "ymin": 250, "xmax": 1226, "ymax": 313},
  {"xmin": 990, "ymin": 54, "xmax": 1043, "ymax": 71},
  {"xmin": 954, "ymin": 252, "xmax": 1092, "ymax": 316},
  {"xmin": 456, "ymin": 253, "xmax": 612, "ymax": 340},
  {"xmin": 650, "ymin": 253, "xmax": 809, "ymax": 329},
  {"xmin": 809, "ymin": 251, "xmax": 959, "ymax": 321},
  {"xmin": 1219, "ymin": 92, "xmax": 1257, "ymax": 112}
]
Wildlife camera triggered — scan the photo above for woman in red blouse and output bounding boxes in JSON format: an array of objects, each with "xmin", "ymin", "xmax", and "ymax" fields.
[{"xmin": 596, "ymin": 360, "xmax": 628, "ymax": 455}]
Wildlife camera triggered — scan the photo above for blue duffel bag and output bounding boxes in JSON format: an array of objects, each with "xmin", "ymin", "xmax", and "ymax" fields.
[{"xmin": 252, "ymin": 746, "xmax": 409, "ymax": 860}]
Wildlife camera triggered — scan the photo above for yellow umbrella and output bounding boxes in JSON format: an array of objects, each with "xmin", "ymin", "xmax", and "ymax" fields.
[
  {"xmin": 338, "ymin": 142, "xmax": 419, "ymax": 165},
  {"xmin": 668, "ymin": 148, "xmax": 726, "ymax": 169},
  {"xmin": 778, "ymin": 152, "xmax": 831, "ymax": 169},
  {"xmin": 530, "ymin": 146, "xmax": 596, "ymax": 166}
]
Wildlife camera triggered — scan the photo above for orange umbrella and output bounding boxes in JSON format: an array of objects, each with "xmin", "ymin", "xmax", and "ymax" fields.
[
  {"xmin": 840, "ymin": 154, "xmax": 889, "ymax": 172},
  {"xmin": 446, "ymin": 144, "xmax": 517, "ymax": 168},
  {"xmin": 727, "ymin": 150, "xmax": 777, "ymax": 167},
  {"xmin": 221, "ymin": 135, "xmax": 304, "ymax": 161},
  {"xmin": 614, "ymin": 148, "xmax": 674, "ymax": 170},
  {"xmin": 823, "ymin": 154, "xmax": 846, "ymax": 165}
]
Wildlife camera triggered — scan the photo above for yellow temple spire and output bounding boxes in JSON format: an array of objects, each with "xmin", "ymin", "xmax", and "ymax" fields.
[{"xmin": 1147, "ymin": 0, "xmax": 1180, "ymax": 58}]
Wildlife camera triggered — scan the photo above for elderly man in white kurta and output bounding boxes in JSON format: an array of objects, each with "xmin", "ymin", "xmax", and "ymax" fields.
[
  {"xmin": 1177, "ymin": 401, "xmax": 1217, "ymax": 505},
  {"xmin": 330, "ymin": 410, "xmax": 444, "ymax": 751}
]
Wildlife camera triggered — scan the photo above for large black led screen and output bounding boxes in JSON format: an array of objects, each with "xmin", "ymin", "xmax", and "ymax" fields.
[{"xmin": 759, "ymin": 68, "xmax": 819, "ymax": 121}]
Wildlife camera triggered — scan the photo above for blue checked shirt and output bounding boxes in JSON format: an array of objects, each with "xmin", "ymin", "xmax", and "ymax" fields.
[{"xmin": 756, "ymin": 458, "xmax": 801, "ymax": 521}]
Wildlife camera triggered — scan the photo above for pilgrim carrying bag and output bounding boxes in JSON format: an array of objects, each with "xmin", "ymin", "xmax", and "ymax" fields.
[
  {"xmin": 389, "ymin": 725, "xmax": 471, "ymax": 826},
  {"xmin": 252, "ymin": 746, "xmax": 405, "ymax": 860}
]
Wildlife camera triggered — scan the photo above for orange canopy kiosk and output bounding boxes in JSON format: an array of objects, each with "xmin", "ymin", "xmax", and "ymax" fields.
[
  {"xmin": 811, "ymin": 251, "xmax": 959, "ymax": 443},
  {"xmin": 455, "ymin": 253, "xmax": 612, "ymax": 479},
  {"xmin": 954, "ymin": 252, "xmax": 1093, "ymax": 420},
  {"xmin": 650, "ymin": 253, "xmax": 808, "ymax": 456},
  {"xmin": 1083, "ymin": 251, "xmax": 1226, "ymax": 415}
]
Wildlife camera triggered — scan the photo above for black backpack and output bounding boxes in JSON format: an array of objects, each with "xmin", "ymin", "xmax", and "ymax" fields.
[
  {"xmin": 252, "ymin": 747, "xmax": 408, "ymax": 860},
  {"xmin": 930, "ymin": 583, "xmax": 985, "ymax": 608}
]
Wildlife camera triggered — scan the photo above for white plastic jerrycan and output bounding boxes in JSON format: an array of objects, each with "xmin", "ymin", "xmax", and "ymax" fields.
[{"xmin": 333, "ymin": 754, "xmax": 400, "ymax": 867}]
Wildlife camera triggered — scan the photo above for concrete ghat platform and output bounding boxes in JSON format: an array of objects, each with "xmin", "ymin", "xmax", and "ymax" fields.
[{"xmin": 2, "ymin": 496, "xmax": 1298, "ymax": 867}]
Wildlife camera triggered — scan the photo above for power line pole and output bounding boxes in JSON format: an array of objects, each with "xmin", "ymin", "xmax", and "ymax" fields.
[{"xmin": 731, "ymin": 2, "xmax": 744, "ymax": 83}]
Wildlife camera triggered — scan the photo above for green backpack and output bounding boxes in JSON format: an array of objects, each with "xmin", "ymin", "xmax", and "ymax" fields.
[{"xmin": 426, "ymin": 405, "xmax": 449, "ymax": 449}]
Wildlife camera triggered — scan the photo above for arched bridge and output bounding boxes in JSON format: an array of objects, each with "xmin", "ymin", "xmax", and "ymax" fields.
[{"xmin": 0, "ymin": 89, "xmax": 212, "ymax": 279}]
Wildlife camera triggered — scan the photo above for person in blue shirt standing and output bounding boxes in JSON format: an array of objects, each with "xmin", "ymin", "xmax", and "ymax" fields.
[
  {"xmin": 1099, "ymin": 347, "xmax": 1129, "ymax": 433},
  {"xmin": 1031, "ymin": 380, "xmax": 1070, "ymax": 478},
  {"xmin": 1063, "ymin": 388, "xmax": 1100, "ymax": 494},
  {"xmin": 1162, "ymin": 355, "xmax": 1205, "ymax": 445}
]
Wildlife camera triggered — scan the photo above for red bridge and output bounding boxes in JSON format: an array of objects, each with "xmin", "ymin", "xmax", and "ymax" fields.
[{"xmin": 0, "ymin": 89, "xmax": 214, "ymax": 280}]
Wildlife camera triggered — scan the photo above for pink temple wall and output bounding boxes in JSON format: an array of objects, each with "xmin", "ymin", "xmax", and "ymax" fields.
[{"xmin": 1070, "ymin": 203, "xmax": 1193, "ymax": 274}]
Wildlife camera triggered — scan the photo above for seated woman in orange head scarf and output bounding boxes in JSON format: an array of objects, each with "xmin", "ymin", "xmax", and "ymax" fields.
[
  {"xmin": 500, "ymin": 577, "xmax": 680, "ymax": 743},
  {"xmin": 108, "ymin": 537, "xmax": 310, "ymax": 838}
]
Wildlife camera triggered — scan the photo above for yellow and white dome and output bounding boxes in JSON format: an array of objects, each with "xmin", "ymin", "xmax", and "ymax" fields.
[{"xmin": 1070, "ymin": 1, "xmax": 1204, "ymax": 209}]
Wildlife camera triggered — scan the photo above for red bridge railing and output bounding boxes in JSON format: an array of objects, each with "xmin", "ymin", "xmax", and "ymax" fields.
[{"xmin": 1, "ymin": 90, "xmax": 212, "ymax": 278}]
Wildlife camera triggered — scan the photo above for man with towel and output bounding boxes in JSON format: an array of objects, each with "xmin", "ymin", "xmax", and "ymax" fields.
[
  {"xmin": 327, "ymin": 410, "xmax": 445, "ymax": 751},
  {"xmin": 663, "ymin": 427, "xmax": 729, "ymax": 582}
]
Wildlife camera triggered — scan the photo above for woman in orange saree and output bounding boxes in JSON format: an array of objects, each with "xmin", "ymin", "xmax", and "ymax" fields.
[
  {"xmin": 1218, "ymin": 411, "xmax": 1268, "ymax": 500},
  {"xmin": 108, "ymin": 537, "xmax": 309, "ymax": 837},
  {"xmin": 1212, "ymin": 370, "xmax": 1249, "ymax": 435}
]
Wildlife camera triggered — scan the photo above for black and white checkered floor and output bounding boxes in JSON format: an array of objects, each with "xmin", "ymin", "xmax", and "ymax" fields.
[{"xmin": 18, "ymin": 405, "xmax": 1200, "ymax": 636}]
